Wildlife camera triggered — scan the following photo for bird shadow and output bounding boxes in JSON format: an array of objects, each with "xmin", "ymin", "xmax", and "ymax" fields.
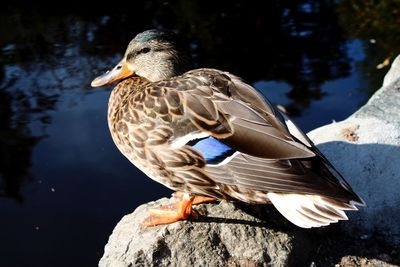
[
  {"xmin": 191, "ymin": 201, "xmax": 293, "ymax": 231},
  {"xmin": 192, "ymin": 216, "xmax": 267, "ymax": 228}
]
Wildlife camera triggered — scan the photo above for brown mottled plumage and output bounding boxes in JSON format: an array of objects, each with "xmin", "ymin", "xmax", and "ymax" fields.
[{"xmin": 92, "ymin": 30, "xmax": 364, "ymax": 228}]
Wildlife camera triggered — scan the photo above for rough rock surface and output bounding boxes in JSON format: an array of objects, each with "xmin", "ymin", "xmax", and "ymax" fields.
[
  {"xmin": 99, "ymin": 56, "xmax": 400, "ymax": 267},
  {"xmin": 99, "ymin": 198, "xmax": 313, "ymax": 267},
  {"xmin": 383, "ymin": 55, "xmax": 400, "ymax": 86}
]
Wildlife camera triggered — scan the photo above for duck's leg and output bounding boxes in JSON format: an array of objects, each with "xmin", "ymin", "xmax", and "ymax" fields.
[
  {"xmin": 142, "ymin": 193, "xmax": 216, "ymax": 227},
  {"xmin": 172, "ymin": 191, "xmax": 216, "ymax": 205}
]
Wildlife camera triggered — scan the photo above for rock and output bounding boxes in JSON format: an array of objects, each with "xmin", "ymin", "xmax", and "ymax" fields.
[
  {"xmin": 100, "ymin": 56, "xmax": 400, "ymax": 267},
  {"xmin": 308, "ymin": 63, "xmax": 400, "ymax": 245},
  {"xmin": 99, "ymin": 198, "xmax": 313, "ymax": 267},
  {"xmin": 383, "ymin": 55, "xmax": 400, "ymax": 87},
  {"xmin": 339, "ymin": 256, "xmax": 398, "ymax": 267}
]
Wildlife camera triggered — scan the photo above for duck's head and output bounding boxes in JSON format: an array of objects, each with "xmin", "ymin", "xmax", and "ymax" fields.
[{"xmin": 91, "ymin": 29, "xmax": 191, "ymax": 87}]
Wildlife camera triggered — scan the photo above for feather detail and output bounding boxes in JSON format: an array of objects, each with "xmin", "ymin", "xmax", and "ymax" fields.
[
  {"xmin": 280, "ymin": 111, "xmax": 313, "ymax": 148},
  {"xmin": 267, "ymin": 192, "xmax": 357, "ymax": 228},
  {"xmin": 170, "ymin": 132, "xmax": 209, "ymax": 149},
  {"xmin": 206, "ymin": 153, "xmax": 361, "ymax": 203},
  {"xmin": 190, "ymin": 137, "xmax": 235, "ymax": 164}
]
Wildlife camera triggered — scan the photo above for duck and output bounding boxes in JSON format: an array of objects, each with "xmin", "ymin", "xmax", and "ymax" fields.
[{"xmin": 91, "ymin": 29, "xmax": 364, "ymax": 228}]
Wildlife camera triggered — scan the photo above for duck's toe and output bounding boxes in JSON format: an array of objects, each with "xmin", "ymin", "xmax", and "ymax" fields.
[{"xmin": 142, "ymin": 197, "xmax": 194, "ymax": 227}]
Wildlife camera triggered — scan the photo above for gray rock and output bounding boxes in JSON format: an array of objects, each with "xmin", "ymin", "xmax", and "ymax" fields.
[
  {"xmin": 99, "ymin": 198, "xmax": 313, "ymax": 267},
  {"xmin": 383, "ymin": 55, "xmax": 400, "ymax": 87}
]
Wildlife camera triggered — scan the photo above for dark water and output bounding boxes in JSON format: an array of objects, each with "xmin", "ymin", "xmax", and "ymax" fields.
[{"xmin": 1, "ymin": 1, "xmax": 399, "ymax": 266}]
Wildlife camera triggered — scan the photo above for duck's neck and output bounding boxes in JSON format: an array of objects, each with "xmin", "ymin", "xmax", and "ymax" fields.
[
  {"xmin": 135, "ymin": 61, "xmax": 179, "ymax": 82},
  {"xmin": 135, "ymin": 51, "xmax": 192, "ymax": 82}
]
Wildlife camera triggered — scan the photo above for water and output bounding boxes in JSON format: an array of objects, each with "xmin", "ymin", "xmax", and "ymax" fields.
[{"xmin": 1, "ymin": 1, "xmax": 398, "ymax": 266}]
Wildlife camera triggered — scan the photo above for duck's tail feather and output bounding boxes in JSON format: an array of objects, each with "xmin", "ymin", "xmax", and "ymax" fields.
[{"xmin": 267, "ymin": 192, "xmax": 359, "ymax": 228}]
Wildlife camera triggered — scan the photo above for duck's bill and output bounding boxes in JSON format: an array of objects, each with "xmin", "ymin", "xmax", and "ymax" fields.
[{"xmin": 91, "ymin": 60, "xmax": 135, "ymax": 87}]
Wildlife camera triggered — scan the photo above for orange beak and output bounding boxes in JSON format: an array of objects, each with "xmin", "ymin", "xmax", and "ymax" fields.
[{"xmin": 91, "ymin": 59, "xmax": 135, "ymax": 87}]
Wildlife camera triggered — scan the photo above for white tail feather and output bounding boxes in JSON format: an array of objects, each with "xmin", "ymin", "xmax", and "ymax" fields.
[{"xmin": 267, "ymin": 192, "xmax": 357, "ymax": 228}]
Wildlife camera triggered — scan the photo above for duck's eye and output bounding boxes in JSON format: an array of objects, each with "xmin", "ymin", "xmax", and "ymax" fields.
[
  {"xmin": 138, "ymin": 47, "xmax": 151, "ymax": 54},
  {"xmin": 126, "ymin": 47, "xmax": 151, "ymax": 61}
]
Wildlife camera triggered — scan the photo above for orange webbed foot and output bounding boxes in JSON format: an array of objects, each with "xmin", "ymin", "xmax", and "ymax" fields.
[
  {"xmin": 142, "ymin": 193, "xmax": 217, "ymax": 227},
  {"xmin": 142, "ymin": 195, "xmax": 194, "ymax": 227}
]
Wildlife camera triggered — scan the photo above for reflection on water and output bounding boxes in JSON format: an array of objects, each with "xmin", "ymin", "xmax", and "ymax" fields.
[
  {"xmin": 337, "ymin": 0, "xmax": 400, "ymax": 95},
  {"xmin": 0, "ymin": 90, "xmax": 41, "ymax": 201},
  {"xmin": 0, "ymin": 1, "xmax": 398, "ymax": 266}
]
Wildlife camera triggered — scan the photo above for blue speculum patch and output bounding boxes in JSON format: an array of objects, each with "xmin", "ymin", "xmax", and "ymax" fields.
[{"xmin": 189, "ymin": 137, "xmax": 235, "ymax": 164}]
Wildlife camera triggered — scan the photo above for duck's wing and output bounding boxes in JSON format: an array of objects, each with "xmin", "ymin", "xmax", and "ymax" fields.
[
  {"xmin": 161, "ymin": 68, "xmax": 363, "ymax": 205},
  {"xmin": 176, "ymin": 69, "xmax": 315, "ymax": 159}
]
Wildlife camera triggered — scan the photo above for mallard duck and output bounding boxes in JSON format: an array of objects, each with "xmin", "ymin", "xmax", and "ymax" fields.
[{"xmin": 91, "ymin": 29, "xmax": 364, "ymax": 228}]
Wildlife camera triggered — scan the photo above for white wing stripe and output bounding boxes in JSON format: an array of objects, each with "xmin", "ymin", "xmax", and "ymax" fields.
[{"xmin": 267, "ymin": 192, "xmax": 351, "ymax": 228}]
